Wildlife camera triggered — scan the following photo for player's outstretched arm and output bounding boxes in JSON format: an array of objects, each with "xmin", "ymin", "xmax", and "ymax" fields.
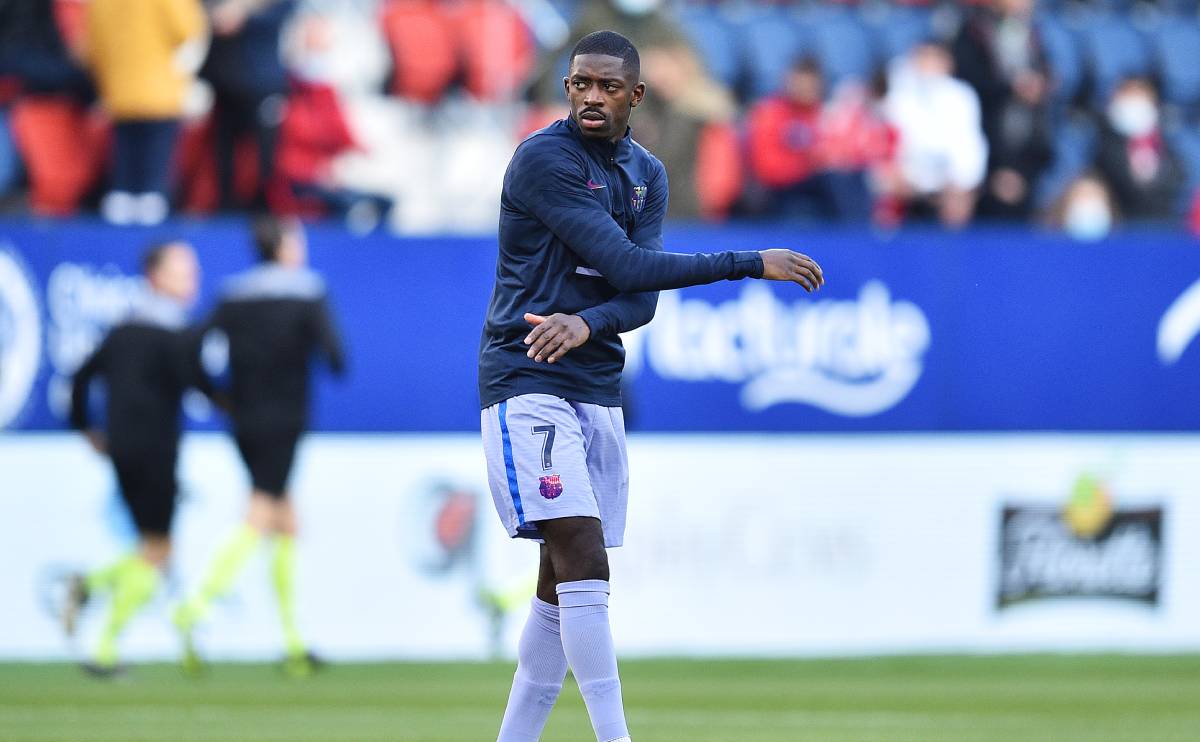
[{"xmin": 511, "ymin": 143, "xmax": 823, "ymax": 293}]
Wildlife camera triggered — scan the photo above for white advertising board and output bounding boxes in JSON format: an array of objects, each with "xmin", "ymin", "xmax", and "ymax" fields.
[{"xmin": 0, "ymin": 433, "xmax": 1197, "ymax": 661}]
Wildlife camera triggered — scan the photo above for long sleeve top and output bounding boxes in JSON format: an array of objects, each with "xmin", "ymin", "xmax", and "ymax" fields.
[{"xmin": 478, "ymin": 117, "xmax": 763, "ymax": 408}]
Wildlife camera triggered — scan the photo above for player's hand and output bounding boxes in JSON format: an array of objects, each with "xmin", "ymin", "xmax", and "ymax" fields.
[
  {"xmin": 759, "ymin": 249, "xmax": 824, "ymax": 292},
  {"xmin": 84, "ymin": 430, "xmax": 107, "ymax": 456},
  {"xmin": 524, "ymin": 313, "xmax": 591, "ymax": 364}
]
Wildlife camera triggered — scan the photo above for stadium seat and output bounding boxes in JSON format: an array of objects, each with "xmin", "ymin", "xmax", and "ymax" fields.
[
  {"xmin": 1033, "ymin": 116, "xmax": 1098, "ymax": 211},
  {"xmin": 452, "ymin": 0, "xmax": 536, "ymax": 102},
  {"xmin": 695, "ymin": 121, "xmax": 743, "ymax": 220},
  {"xmin": 544, "ymin": 0, "xmax": 579, "ymax": 27},
  {"xmin": 1159, "ymin": 0, "xmax": 1200, "ymax": 13},
  {"xmin": 9, "ymin": 96, "xmax": 108, "ymax": 215},
  {"xmin": 740, "ymin": 6, "xmax": 807, "ymax": 99},
  {"xmin": 1078, "ymin": 12, "xmax": 1151, "ymax": 108},
  {"xmin": 0, "ymin": 109, "xmax": 19, "ymax": 196},
  {"xmin": 860, "ymin": 3, "xmax": 933, "ymax": 67},
  {"xmin": 380, "ymin": 0, "xmax": 458, "ymax": 103},
  {"xmin": 1088, "ymin": 0, "xmax": 1138, "ymax": 11},
  {"xmin": 801, "ymin": 6, "xmax": 875, "ymax": 90},
  {"xmin": 1151, "ymin": 20, "xmax": 1200, "ymax": 111},
  {"xmin": 1036, "ymin": 13, "xmax": 1084, "ymax": 107},
  {"xmin": 1165, "ymin": 124, "xmax": 1200, "ymax": 214},
  {"xmin": 678, "ymin": 4, "xmax": 743, "ymax": 91}
]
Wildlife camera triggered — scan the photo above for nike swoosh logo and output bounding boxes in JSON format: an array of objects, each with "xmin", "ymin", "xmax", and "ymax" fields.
[{"xmin": 586, "ymin": 180, "xmax": 607, "ymax": 190}]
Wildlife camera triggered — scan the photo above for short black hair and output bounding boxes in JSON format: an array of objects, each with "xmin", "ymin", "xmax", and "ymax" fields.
[
  {"xmin": 791, "ymin": 55, "xmax": 822, "ymax": 77},
  {"xmin": 142, "ymin": 240, "xmax": 180, "ymax": 276},
  {"xmin": 570, "ymin": 30, "xmax": 640, "ymax": 81},
  {"xmin": 252, "ymin": 214, "xmax": 286, "ymax": 262},
  {"xmin": 1115, "ymin": 74, "xmax": 1160, "ymax": 99}
]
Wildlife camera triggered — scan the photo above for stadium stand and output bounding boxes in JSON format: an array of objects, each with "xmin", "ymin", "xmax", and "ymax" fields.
[{"xmin": 0, "ymin": 0, "xmax": 1196, "ymax": 233}]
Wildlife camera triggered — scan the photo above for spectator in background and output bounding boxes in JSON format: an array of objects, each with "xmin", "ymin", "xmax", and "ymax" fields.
[
  {"xmin": 526, "ymin": 0, "xmax": 688, "ymax": 107},
  {"xmin": 745, "ymin": 57, "xmax": 876, "ymax": 222},
  {"xmin": 83, "ymin": 0, "xmax": 207, "ymax": 225},
  {"xmin": 0, "ymin": 0, "xmax": 104, "ymax": 215},
  {"xmin": 0, "ymin": 0, "xmax": 92, "ymax": 100},
  {"xmin": 271, "ymin": 8, "xmax": 379, "ymax": 221},
  {"xmin": 747, "ymin": 57, "xmax": 827, "ymax": 218},
  {"xmin": 526, "ymin": 0, "xmax": 734, "ymax": 220},
  {"xmin": 1051, "ymin": 172, "xmax": 1118, "ymax": 241},
  {"xmin": 821, "ymin": 73, "xmax": 902, "ymax": 225},
  {"xmin": 201, "ymin": 0, "xmax": 295, "ymax": 211},
  {"xmin": 275, "ymin": 5, "xmax": 515, "ymax": 234},
  {"xmin": 635, "ymin": 41, "xmax": 738, "ymax": 220},
  {"xmin": 953, "ymin": 0, "xmax": 1053, "ymax": 220},
  {"xmin": 1094, "ymin": 76, "xmax": 1185, "ymax": 222},
  {"xmin": 885, "ymin": 40, "xmax": 988, "ymax": 228}
]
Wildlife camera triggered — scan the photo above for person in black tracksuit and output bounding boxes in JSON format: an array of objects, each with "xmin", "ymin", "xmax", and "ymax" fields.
[
  {"xmin": 65, "ymin": 241, "xmax": 206, "ymax": 675},
  {"xmin": 174, "ymin": 216, "xmax": 344, "ymax": 677}
]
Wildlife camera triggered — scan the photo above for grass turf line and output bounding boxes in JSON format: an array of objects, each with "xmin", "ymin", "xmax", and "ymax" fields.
[{"xmin": 1, "ymin": 655, "xmax": 1198, "ymax": 742}]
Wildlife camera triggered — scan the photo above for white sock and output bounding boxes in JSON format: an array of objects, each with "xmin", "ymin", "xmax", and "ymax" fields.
[
  {"xmin": 557, "ymin": 579, "xmax": 629, "ymax": 742},
  {"xmin": 497, "ymin": 597, "xmax": 568, "ymax": 742}
]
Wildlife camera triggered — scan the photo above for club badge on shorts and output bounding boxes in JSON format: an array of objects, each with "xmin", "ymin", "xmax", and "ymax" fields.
[
  {"xmin": 539, "ymin": 474, "xmax": 564, "ymax": 500},
  {"xmin": 631, "ymin": 185, "xmax": 647, "ymax": 212}
]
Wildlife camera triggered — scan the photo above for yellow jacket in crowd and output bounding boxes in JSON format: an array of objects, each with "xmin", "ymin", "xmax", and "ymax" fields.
[{"xmin": 84, "ymin": 0, "xmax": 208, "ymax": 120}]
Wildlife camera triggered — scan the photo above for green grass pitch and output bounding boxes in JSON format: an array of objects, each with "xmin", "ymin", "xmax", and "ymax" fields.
[{"xmin": 2, "ymin": 655, "xmax": 1198, "ymax": 742}]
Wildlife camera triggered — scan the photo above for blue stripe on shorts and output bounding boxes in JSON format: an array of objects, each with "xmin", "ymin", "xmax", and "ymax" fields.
[{"xmin": 498, "ymin": 400, "xmax": 526, "ymax": 526}]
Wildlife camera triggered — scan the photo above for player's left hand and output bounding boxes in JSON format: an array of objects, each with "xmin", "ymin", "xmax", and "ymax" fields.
[{"xmin": 524, "ymin": 313, "xmax": 591, "ymax": 364}]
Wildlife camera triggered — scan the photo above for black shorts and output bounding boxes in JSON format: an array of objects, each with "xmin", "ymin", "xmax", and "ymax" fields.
[
  {"xmin": 235, "ymin": 427, "xmax": 302, "ymax": 498},
  {"xmin": 111, "ymin": 450, "xmax": 178, "ymax": 536}
]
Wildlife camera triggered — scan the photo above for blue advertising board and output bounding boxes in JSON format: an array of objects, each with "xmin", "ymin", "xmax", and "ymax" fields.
[{"xmin": 1, "ymin": 219, "xmax": 1197, "ymax": 432}]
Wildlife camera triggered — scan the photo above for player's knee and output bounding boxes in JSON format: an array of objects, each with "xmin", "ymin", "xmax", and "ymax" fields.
[
  {"xmin": 275, "ymin": 498, "xmax": 298, "ymax": 536},
  {"xmin": 139, "ymin": 535, "xmax": 171, "ymax": 567},
  {"xmin": 557, "ymin": 552, "xmax": 608, "ymax": 584},
  {"xmin": 540, "ymin": 518, "xmax": 609, "ymax": 583},
  {"xmin": 246, "ymin": 493, "xmax": 276, "ymax": 532}
]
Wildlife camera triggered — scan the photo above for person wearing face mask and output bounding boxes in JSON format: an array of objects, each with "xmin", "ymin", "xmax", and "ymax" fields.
[
  {"xmin": 1052, "ymin": 173, "xmax": 1119, "ymax": 242},
  {"xmin": 1094, "ymin": 76, "xmax": 1185, "ymax": 222}
]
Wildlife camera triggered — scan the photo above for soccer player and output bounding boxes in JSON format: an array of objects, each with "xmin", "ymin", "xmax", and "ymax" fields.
[
  {"xmin": 65, "ymin": 241, "xmax": 206, "ymax": 676},
  {"xmin": 479, "ymin": 31, "xmax": 823, "ymax": 742},
  {"xmin": 174, "ymin": 216, "xmax": 344, "ymax": 677}
]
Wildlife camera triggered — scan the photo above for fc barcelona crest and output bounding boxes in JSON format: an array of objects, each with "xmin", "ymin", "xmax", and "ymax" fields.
[
  {"xmin": 539, "ymin": 475, "xmax": 564, "ymax": 500},
  {"xmin": 631, "ymin": 185, "xmax": 647, "ymax": 212}
]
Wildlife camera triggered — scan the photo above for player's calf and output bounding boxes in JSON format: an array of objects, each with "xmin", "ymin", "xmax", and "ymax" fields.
[{"xmin": 539, "ymin": 517, "xmax": 629, "ymax": 742}]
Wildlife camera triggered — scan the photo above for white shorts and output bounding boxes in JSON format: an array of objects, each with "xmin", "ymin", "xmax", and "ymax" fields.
[{"xmin": 481, "ymin": 394, "xmax": 629, "ymax": 548}]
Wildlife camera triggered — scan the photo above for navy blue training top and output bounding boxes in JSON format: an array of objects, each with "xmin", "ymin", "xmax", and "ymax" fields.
[{"xmin": 478, "ymin": 117, "xmax": 764, "ymax": 409}]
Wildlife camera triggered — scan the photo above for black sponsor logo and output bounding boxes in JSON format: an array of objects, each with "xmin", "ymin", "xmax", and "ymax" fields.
[{"xmin": 997, "ymin": 477, "xmax": 1163, "ymax": 608}]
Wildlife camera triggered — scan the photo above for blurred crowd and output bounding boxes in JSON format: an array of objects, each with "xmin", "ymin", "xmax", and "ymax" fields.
[{"xmin": 0, "ymin": 0, "xmax": 1198, "ymax": 237}]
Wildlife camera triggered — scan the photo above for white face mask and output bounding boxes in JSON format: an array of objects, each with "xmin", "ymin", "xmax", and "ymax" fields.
[
  {"xmin": 612, "ymin": 0, "xmax": 661, "ymax": 16},
  {"xmin": 1107, "ymin": 95, "xmax": 1158, "ymax": 138},
  {"xmin": 1064, "ymin": 196, "xmax": 1113, "ymax": 242}
]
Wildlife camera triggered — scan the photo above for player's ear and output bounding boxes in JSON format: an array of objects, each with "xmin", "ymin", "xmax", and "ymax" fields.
[
  {"xmin": 631, "ymin": 81, "xmax": 646, "ymax": 108},
  {"xmin": 563, "ymin": 76, "xmax": 571, "ymax": 98}
]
